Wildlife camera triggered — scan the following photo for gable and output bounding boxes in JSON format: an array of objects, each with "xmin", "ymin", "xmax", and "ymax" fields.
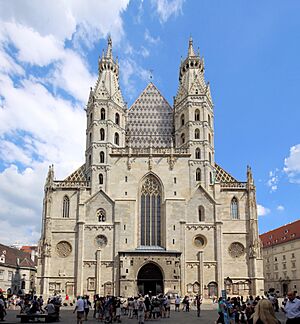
[{"xmin": 126, "ymin": 83, "xmax": 173, "ymax": 148}]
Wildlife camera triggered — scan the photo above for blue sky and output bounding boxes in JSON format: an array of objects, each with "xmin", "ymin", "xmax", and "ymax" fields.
[{"xmin": 0, "ymin": 0, "xmax": 299, "ymax": 244}]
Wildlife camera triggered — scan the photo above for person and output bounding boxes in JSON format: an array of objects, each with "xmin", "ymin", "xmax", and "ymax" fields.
[
  {"xmin": 137, "ymin": 297, "xmax": 146, "ymax": 324},
  {"xmin": 165, "ymin": 296, "xmax": 171, "ymax": 318},
  {"xmin": 248, "ymin": 299, "xmax": 281, "ymax": 324},
  {"xmin": 175, "ymin": 295, "xmax": 180, "ymax": 311},
  {"xmin": 73, "ymin": 296, "xmax": 85, "ymax": 324},
  {"xmin": 284, "ymin": 291, "xmax": 300, "ymax": 323},
  {"xmin": 0, "ymin": 295, "xmax": 6, "ymax": 321},
  {"xmin": 195, "ymin": 294, "xmax": 202, "ymax": 317},
  {"xmin": 83, "ymin": 295, "xmax": 91, "ymax": 320},
  {"xmin": 216, "ymin": 297, "xmax": 225, "ymax": 324}
]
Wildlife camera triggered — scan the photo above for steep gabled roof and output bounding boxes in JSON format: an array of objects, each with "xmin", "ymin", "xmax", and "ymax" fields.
[
  {"xmin": 215, "ymin": 163, "xmax": 238, "ymax": 183},
  {"xmin": 0, "ymin": 243, "xmax": 36, "ymax": 269},
  {"xmin": 64, "ymin": 164, "xmax": 86, "ymax": 182},
  {"xmin": 126, "ymin": 83, "xmax": 173, "ymax": 148}
]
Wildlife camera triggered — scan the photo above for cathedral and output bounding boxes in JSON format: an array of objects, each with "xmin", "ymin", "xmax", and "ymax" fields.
[{"xmin": 37, "ymin": 37, "xmax": 264, "ymax": 299}]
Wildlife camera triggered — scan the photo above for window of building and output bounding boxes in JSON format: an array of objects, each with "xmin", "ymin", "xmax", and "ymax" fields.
[
  {"xmin": 283, "ymin": 263, "xmax": 286, "ymax": 269},
  {"xmin": 283, "ymin": 255, "xmax": 286, "ymax": 260},
  {"xmin": 208, "ymin": 133, "xmax": 211, "ymax": 144},
  {"xmin": 174, "ymin": 177, "xmax": 176, "ymax": 184},
  {"xmin": 210, "ymin": 172, "xmax": 213, "ymax": 184},
  {"xmin": 196, "ymin": 168, "xmax": 201, "ymax": 181},
  {"xmin": 274, "ymin": 273, "xmax": 278, "ymax": 280},
  {"xmin": 181, "ymin": 133, "xmax": 185, "ymax": 144},
  {"xmin": 97, "ymin": 208, "xmax": 106, "ymax": 222},
  {"xmin": 274, "ymin": 257, "xmax": 277, "ymax": 262},
  {"xmin": 88, "ymin": 155, "xmax": 91, "ymax": 166},
  {"xmin": 195, "ymin": 109, "xmax": 200, "ymax": 121},
  {"xmin": 100, "ymin": 128, "xmax": 105, "ymax": 141},
  {"xmin": 195, "ymin": 129, "xmax": 200, "ymax": 139},
  {"xmin": 115, "ymin": 113, "xmax": 120, "ymax": 125},
  {"xmin": 101, "ymin": 108, "xmax": 106, "ymax": 120},
  {"xmin": 114, "ymin": 133, "xmax": 119, "ymax": 145},
  {"xmin": 99, "ymin": 173, "xmax": 103, "ymax": 185},
  {"xmin": 209, "ymin": 152, "xmax": 212, "ymax": 163},
  {"xmin": 198, "ymin": 206, "xmax": 205, "ymax": 222},
  {"xmin": 292, "ymin": 262, "xmax": 296, "ymax": 268},
  {"xmin": 291, "ymin": 253, "xmax": 295, "ymax": 258},
  {"xmin": 181, "ymin": 114, "xmax": 185, "ymax": 126},
  {"xmin": 195, "ymin": 148, "xmax": 201, "ymax": 159},
  {"xmin": 208, "ymin": 114, "xmax": 211, "ymax": 126},
  {"xmin": 274, "ymin": 264, "xmax": 278, "ymax": 271},
  {"xmin": 89, "ymin": 132, "xmax": 92, "ymax": 144},
  {"xmin": 0, "ymin": 270, "xmax": 4, "ymax": 280},
  {"xmin": 8, "ymin": 271, "xmax": 13, "ymax": 281},
  {"xmin": 140, "ymin": 175, "xmax": 162, "ymax": 246},
  {"xmin": 62, "ymin": 196, "xmax": 70, "ymax": 218},
  {"xmin": 231, "ymin": 197, "xmax": 239, "ymax": 219},
  {"xmin": 100, "ymin": 151, "xmax": 105, "ymax": 163},
  {"xmin": 125, "ymin": 176, "xmax": 128, "ymax": 182}
]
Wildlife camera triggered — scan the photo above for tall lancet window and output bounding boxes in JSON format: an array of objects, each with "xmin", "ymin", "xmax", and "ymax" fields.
[
  {"xmin": 140, "ymin": 175, "xmax": 162, "ymax": 246},
  {"xmin": 231, "ymin": 197, "xmax": 239, "ymax": 219},
  {"xmin": 63, "ymin": 196, "xmax": 70, "ymax": 218}
]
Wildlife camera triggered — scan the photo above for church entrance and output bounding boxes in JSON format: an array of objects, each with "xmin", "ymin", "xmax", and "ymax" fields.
[{"xmin": 137, "ymin": 263, "xmax": 163, "ymax": 296}]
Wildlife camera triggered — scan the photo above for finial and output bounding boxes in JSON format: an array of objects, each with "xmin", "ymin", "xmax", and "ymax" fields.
[
  {"xmin": 149, "ymin": 69, "xmax": 154, "ymax": 81},
  {"xmin": 188, "ymin": 36, "xmax": 196, "ymax": 56},
  {"xmin": 106, "ymin": 35, "xmax": 113, "ymax": 59}
]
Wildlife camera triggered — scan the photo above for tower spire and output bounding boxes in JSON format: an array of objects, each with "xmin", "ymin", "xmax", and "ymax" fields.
[
  {"xmin": 188, "ymin": 36, "xmax": 196, "ymax": 57},
  {"xmin": 106, "ymin": 35, "xmax": 113, "ymax": 59}
]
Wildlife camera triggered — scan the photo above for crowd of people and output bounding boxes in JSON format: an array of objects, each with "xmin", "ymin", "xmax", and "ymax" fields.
[{"xmin": 0, "ymin": 290, "xmax": 299, "ymax": 323}]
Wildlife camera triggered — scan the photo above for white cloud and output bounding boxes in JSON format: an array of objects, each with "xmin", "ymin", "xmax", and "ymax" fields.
[
  {"xmin": 257, "ymin": 204, "xmax": 271, "ymax": 216},
  {"xmin": 277, "ymin": 205, "xmax": 284, "ymax": 211},
  {"xmin": 0, "ymin": 0, "xmax": 130, "ymax": 245},
  {"xmin": 145, "ymin": 29, "xmax": 160, "ymax": 45},
  {"xmin": 267, "ymin": 169, "xmax": 279, "ymax": 192},
  {"xmin": 284, "ymin": 144, "xmax": 300, "ymax": 183},
  {"xmin": 151, "ymin": 0, "xmax": 184, "ymax": 23}
]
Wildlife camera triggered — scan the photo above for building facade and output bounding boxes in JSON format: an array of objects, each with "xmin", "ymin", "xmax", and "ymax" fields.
[
  {"xmin": 37, "ymin": 37, "xmax": 264, "ymax": 299},
  {"xmin": 0, "ymin": 243, "xmax": 36, "ymax": 296},
  {"xmin": 260, "ymin": 220, "xmax": 300, "ymax": 296}
]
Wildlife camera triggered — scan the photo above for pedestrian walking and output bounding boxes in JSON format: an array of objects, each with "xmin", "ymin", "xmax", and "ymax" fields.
[
  {"xmin": 137, "ymin": 297, "xmax": 146, "ymax": 324},
  {"xmin": 283, "ymin": 291, "xmax": 300, "ymax": 323},
  {"xmin": 73, "ymin": 296, "xmax": 85, "ymax": 324}
]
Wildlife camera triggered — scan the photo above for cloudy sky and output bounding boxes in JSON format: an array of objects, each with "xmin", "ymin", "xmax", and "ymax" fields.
[{"xmin": 0, "ymin": 0, "xmax": 299, "ymax": 245}]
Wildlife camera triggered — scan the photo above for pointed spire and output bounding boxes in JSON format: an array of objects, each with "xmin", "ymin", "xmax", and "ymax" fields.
[
  {"xmin": 247, "ymin": 165, "xmax": 254, "ymax": 186},
  {"xmin": 188, "ymin": 36, "xmax": 196, "ymax": 57},
  {"xmin": 45, "ymin": 164, "xmax": 54, "ymax": 189},
  {"xmin": 106, "ymin": 35, "xmax": 113, "ymax": 59}
]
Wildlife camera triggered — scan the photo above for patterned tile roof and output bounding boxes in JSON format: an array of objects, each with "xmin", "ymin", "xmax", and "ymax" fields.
[
  {"xmin": 215, "ymin": 163, "xmax": 238, "ymax": 183},
  {"xmin": 260, "ymin": 219, "xmax": 300, "ymax": 248},
  {"xmin": 64, "ymin": 164, "xmax": 86, "ymax": 182},
  {"xmin": 126, "ymin": 83, "xmax": 173, "ymax": 148}
]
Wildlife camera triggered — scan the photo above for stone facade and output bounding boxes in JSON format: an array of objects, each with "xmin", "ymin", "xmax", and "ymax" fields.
[
  {"xmin": 260, "ymin": 220, "xmax": 300, "ymax": 296},
  {"xmin": 37, "ymin": 37, "xmax": 264, "ymax": 299}
]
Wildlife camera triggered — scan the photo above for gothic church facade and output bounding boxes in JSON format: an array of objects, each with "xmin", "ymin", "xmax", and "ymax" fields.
[{"xmin": 37, "ymin": 38, "xmax": 264, "ymax": 299}]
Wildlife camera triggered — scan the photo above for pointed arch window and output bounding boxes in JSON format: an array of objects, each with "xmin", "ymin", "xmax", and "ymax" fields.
[
  {"xmin": 101, "ymin": 108, "xmax": 106, "ymax": 120},
  {"xmin": 195, "ymin": 109, "xmax": 200, "ymax": 121},
  {"xmin": 198, "ymin": 206, "xmax": 205, "ymax": 222},
  {"xmin": 140, "ymin": 175, "xmax": 162, "ymax": 246},
  {"xmin": 88, "ymin": 155, "xmax": 92, "ymax": 166},
  {"xmin": 208, "ymin": 133, "xmax": 212, "ymax": 144},
  {"xmin": 100, "ymin": 151, "xmax": 105, "ymax": 163},
  {"xmin": 195, "ymin": 148, "xmax": 201, "ymax": 159},
  {"xmin": 100, "ymin": 128, "xmax": 105, "ymax": 141},
  {"xmin": 90, "ymin": 113, "xmax": 93, "ymax": 124},
  {"xmin": 209, "ymin": 152, "xmax": 212, "ymax": 163},
  {"xmin": 97, "ymin": 208, "xmax": 106, "ymax": 222},
  {"xmin": 196, "ymin": 168, "xmax": 201, "ymax": 181},
  {"xmin": 195, "ymin": 129, "xmax": 200, "ymax": 139},
  {"xmin": 208, "ymin": 114, "xmax": 211, "ymax": 127},
  {"xmin": 181, "ymin": 114, "xmax": 185, "ymax": 126},
  {"xmin": 99, "ymin": 173, "xmax": 103, "ymax": 185},
  {"xmin": 210, "ymin": 172, "xmax": 214, "ymax": 184},
  {"xmin": 89, "ymin": 132, "xmax": 92, "ymax": 144},
  {"xmin": 181, "ymin": 133, "xmax": 185, "ymax": 144},
  {"xmin": 62, "ymin": 196, "xmax": 70, "ymax": 218},
  {"xmin": 114, "ymin": 132, "xmax": 119, "ymax": 145},
  {"xmin": 115, "ymin": 113, "xmax": 120, "ymax": 125},
  {"xmin": 231, "ymin": 197, "xmax": 239, "ymax": 219}
]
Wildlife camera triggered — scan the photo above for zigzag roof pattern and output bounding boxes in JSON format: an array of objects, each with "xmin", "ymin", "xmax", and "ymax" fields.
[
  {"xmin": 64, "ymin": 164, "xmax": 86, "ymax": 182},
  {"xmin": 215, "ymin": 163, "xmax": 238, "ymax": 183},
  {"xmin": 126, "ymin": 83, "xmax": 174, "ymax": 148}
]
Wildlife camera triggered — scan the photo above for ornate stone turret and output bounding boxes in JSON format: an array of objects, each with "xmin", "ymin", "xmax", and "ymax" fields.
[
  {"xmin": 85, "ymin": 36, "xmax": 127, "ymax": 194},
  {"xmin": 174, "ymin": 37, "xmax": 214, "ymax": 189},
  {"xmin": 44, "ymin": 164, "xmax": 54, "ymax": 190}
]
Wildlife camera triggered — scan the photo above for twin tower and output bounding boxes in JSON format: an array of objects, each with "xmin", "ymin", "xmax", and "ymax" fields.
[{"xmin": 85, "ymin": 37, "xmax": 215, "ymax": 194}]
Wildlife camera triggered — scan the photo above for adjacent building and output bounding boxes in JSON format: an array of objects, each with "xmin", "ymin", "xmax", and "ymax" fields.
[
  {"xmin": 37, "ymin": 37, "xmax": 264, "ymax": 299},
  {"xmin": 0, "ymin": 243, "xmax": 37, "ymax": 296},
  {"xmin": 260, "ymin": 219, "xmax": 300, "ymax": 296}
]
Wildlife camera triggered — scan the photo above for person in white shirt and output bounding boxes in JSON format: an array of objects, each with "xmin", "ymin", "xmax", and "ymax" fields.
[
  {"xmin": 284, "ymin": 291, "xmax": 300, "ymax": 323},
  {"xmin": 73, "ymin": 296, "xmax": 85, "ymax": 324}
]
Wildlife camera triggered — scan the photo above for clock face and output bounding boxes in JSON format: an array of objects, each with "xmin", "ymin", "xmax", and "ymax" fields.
[
  {"xmin": 95, "ymin": 235, "xmax": 107, "ymax": 247},
  {"xmin": 56, "ymin": 241, "xmax": 72, "ymax": 257}
]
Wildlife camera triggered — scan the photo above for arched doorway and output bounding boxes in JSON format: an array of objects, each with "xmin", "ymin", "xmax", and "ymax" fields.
[{"xmin": 137, "ymin": 263, "xmax": 163, "ymax": 296}]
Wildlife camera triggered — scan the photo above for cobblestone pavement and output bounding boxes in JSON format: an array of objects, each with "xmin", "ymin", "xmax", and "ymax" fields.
[{"xmin": 3, "ymin": 308, "xmax": 286, "ymax": 324}]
